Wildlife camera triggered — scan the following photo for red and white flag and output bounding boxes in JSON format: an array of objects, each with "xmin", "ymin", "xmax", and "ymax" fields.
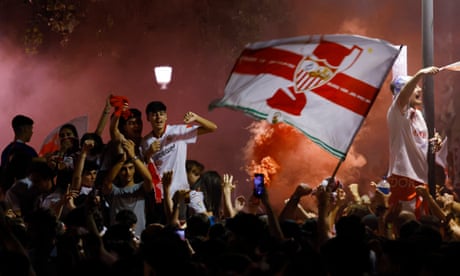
[
  {"xmin": 39, "ymin": 115, "xmax": 88, "ymax": 156},
  {"xmin": 210, "ymin": 34, "xmax": 401, "ymax": 159}
]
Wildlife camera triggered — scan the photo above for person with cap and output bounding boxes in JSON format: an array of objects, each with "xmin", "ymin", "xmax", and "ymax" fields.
[{"xmin": 387, "ymin": 66, "xmax": 442, "ymax": 217}]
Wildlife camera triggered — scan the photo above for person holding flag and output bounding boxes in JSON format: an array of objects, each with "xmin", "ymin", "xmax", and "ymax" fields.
[{"xmin": 387, "ymin": 66, "xmax": 443, "ymax": 216}]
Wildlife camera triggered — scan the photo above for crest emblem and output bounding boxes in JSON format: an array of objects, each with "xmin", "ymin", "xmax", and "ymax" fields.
[
  {"xmin": 294, "ymin": 58, "xmax": 334, "ymax": 92},
  {"xmin": 294, "ymin": 41, "xmax": 363, "ymax": 93}
]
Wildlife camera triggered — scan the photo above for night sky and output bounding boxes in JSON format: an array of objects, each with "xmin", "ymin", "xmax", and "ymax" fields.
[{"xmin": 1, "ymin": 0, "xmax": 460, "ymax": 212}]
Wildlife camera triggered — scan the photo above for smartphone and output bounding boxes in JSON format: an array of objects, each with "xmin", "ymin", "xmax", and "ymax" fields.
[
  {"xmin": 175, "ymin": 229, "xmax": 185, "ymax": 240},
  {"xmin": 253, "ymin": 173, "xmax": 265, "ymax": 197}
]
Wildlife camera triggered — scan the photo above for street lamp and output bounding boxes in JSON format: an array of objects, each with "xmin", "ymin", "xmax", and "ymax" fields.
[{"xmin": 154, "ymin": 66, "xmax": 173, "ymax": 90}]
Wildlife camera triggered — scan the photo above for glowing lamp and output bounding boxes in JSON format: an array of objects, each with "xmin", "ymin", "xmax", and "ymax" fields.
[{"xmin": 154, "ymin": 66, "xmax": 173, "ymax": 90}]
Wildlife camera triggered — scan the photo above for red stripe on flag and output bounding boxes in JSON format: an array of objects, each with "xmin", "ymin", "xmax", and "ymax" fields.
[
  {"xmin": 39, "ymin": 132, "xmax": 60, "ymax": 157},
  {"xmin": 233, "ymin": 48, "xmax": 303, "ymax": 81},
  {"xmin": 147, "ymin": 162, "xmax": 163, "ymax": 203},
  {"xmin": 311, "ymin": 73, "xmax": 377, "ymax": 116}
]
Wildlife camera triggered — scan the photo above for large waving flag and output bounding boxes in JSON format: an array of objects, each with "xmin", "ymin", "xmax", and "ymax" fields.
[
  {"xmin": 39, "ymin": 115, "xmax": 88, "ymax": 156},
  {"xmin": 210, "ymin": 34, "xmax": 401, "ymax": 159}
]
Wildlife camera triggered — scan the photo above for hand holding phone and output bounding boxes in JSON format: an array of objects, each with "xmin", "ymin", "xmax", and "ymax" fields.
[{"xmin": 253, "ymin": 173, "xmax": 265, "ymax": 198}]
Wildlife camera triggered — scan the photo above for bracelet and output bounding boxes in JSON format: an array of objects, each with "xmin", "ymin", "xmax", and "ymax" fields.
[{"xmin": 131, "ymin": 156, "xmax": 139, "ymax": 162}]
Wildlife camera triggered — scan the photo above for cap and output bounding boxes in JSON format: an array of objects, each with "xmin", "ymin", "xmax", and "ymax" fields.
[{"xmin": 390, "ymin": 75, "xmax": 412, "ymax": 95}]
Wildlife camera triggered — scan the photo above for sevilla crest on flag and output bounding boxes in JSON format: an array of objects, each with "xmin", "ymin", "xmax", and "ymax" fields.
[
  {"xmin": 210, "ymin": 34, "xmax": 401, "ymax": 159},
  {"xmin": 294, "ymin": 41, "xmax": 362, "ymax": 92}
]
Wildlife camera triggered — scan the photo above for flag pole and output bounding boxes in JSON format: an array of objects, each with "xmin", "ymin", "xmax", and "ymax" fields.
[
  {"xmin": 422, "ymin": 0, "xmax": 436, "ymax": 196},
  {"xmin": 330, "ymin": 159, "xmax": 343, "ymax": 179},
  {"xmin": 331, "ymin": 45, "xmax": 404, "ymax": 179}
]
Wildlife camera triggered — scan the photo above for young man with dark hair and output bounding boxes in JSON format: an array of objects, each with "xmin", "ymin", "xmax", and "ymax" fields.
[
  {"xmin": 141, "ymin": 101, "xmax": 217, "ymax": 203},
  {"xmin": 1, "ymin": 115, "xmax": 39, "ymax": 192},
  {"xmin": 102, "ymin": 139, "xmax": 152, "ymax": 237}
]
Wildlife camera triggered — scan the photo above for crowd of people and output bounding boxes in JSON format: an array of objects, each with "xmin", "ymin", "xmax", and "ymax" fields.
[{"xmin": 0, "ymin": 66, "xmax": 459, "ymax": 276}]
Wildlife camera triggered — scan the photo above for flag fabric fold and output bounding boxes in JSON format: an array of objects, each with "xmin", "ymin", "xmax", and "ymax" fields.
[
  {"xmin": 39, "ymin": 115, "xmax": 89, "ymax": 157},
  {"xmin": 210, "ymin": 34, "xmax": 401, "ymax": 159}
]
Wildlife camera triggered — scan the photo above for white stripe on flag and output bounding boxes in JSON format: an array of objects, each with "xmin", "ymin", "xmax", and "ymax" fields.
[{"xmin": 210, "ymin": 34, "xmax": 400, "ymax": 159}]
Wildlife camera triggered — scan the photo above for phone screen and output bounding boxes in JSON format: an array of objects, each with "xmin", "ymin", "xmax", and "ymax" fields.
[
  {"xmin": 253, "ymin": 173, "xmax": 265, "ymax": 197},
  {"xmin": 175, "ymin": 229, "xmax": 185, "ymax": 240}
]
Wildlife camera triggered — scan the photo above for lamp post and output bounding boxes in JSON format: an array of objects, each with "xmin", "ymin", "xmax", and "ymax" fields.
[
  {"xmin": 154, "ymin": 66, "xmax": 173, "ymax": 90},
  {"xmin": 422, "ymin": 0, "xmax": 435, "ymax": 196}
]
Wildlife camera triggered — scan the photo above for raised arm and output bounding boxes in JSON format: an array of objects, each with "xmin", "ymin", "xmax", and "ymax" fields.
[
  {"xmin": 260, "ymin": 187, "xmax": 284, "ymax": 240},
  {"xmin": 102, "ymin": 152, "xmax": 125, "ymax": 195},
  {"xmin": 161, "ymin": 171, "xmax": 188, "ymax": 226},
  {"xmin": 395, "ymin": 66, "xmax": 440, "ymax": 111},
  {"xmin": 415, "ymin": 185, "xmax": 447, "ymax": 221},
  {"xmin": 109, "ymin": 112, "xmax": 124, "ymax": 142},
  {"xmin": 279, "ymin": 183, "xmax": 313, "ymax": 222},
  {"xmin": 108, "ymin": 95, "xmax": 129, "ymax": 142},
  {"xmin": 348, "ymin": 183, "xmax": 363, "ymax": 204},
  {"xmin": 162, "ymin": 171, "xmax": 174, "ymax": 224},
  {"xmin": 222, "ymin": 173, "xmax": 237, "ymax": 218},
  {"xmin": 94, "ymin": 95, "xmax": 112, "ymax": 136},
  {"xmin": 122, "ymin": 140, "xmax": 152, "ymax": 192},
  {"xmin": 315, "ymin": 184, "xmax": 332, "ymax": 245},
  {"xmin": 0, "ymin": 206, "xmax": 36, "ymax": 276},
  {"xmin": 71, "ymin": 140, "xmax": 93, "ymax": 191},
  {"xmin": 327, "ymin": 187, "xmax": 348, "ymax": 233},
  {"xmin": 183, "ymin": 111, "xmax": 217, "ymax": 135}
]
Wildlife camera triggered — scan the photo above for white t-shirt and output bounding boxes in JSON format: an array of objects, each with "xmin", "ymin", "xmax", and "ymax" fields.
[
  {"xmin": 387, "ymin": 100, "xmax": 428, "ymax": 184},
  {"xmin": 5, "ymin": 177, "xmax": 32, "ymax": 214},
  {"xmin": 188, "ymin": 190, "xmax": 207, "ymax": 214},
  {"xmin": 141, "ymin": 124, "xmax": 198, "ymax": 199},
  {"xmin": 109, "ymin": 182, "xmax": 147, "ymax": 237}
]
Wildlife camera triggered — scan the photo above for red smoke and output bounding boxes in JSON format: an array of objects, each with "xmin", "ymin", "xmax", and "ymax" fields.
[{"xmin": 243, "ymin": 120, "xmax": 369, "ymax": 212}]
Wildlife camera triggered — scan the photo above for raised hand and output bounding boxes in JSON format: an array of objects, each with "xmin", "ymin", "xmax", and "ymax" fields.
[
  {"xmin": 222, "ymin": 173, "xmax": 235, "ymax": 194},
  {"xmin": 429, "ymin": 131, "xmax": 443, "ymax": 153},
  {"xmin": 183, "ymin": 111, "xmax": 198, "ymax": 124},
  {"xmin": 121, "ymin": 139, "xmax": 136, "ymax": 159},
  {"xmin": 162, "ymin": 171, "xmax": 173, "ymax": 192},
  {"xmin": 293, "ymin": 183, "xmax": 313, "ymax": 198},
  {"xmin": 150, "ymin": 140, "xmax": 161, "ymax": 154},
  {"xmin": 234, "ymin": 195, "xmax": 246, "ymax": 213}
]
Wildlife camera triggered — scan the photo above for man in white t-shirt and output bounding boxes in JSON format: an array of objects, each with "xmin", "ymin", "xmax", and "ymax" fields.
[
  {"xmin": 102, "ymin": 139, "xmax": 152, "ymax": 237},
  {"xmin": 141, "ymin": 101, "xmax": 217, "ymax": 201},
  {"xmin": 387, "ymin": 66, "xmax": 441, "ymax": 216}
]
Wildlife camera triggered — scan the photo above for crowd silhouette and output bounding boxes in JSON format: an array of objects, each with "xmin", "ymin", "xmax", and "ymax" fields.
[{"xmin": 0, "ymin": 94, "xmax": 459, "ymax": 276}]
